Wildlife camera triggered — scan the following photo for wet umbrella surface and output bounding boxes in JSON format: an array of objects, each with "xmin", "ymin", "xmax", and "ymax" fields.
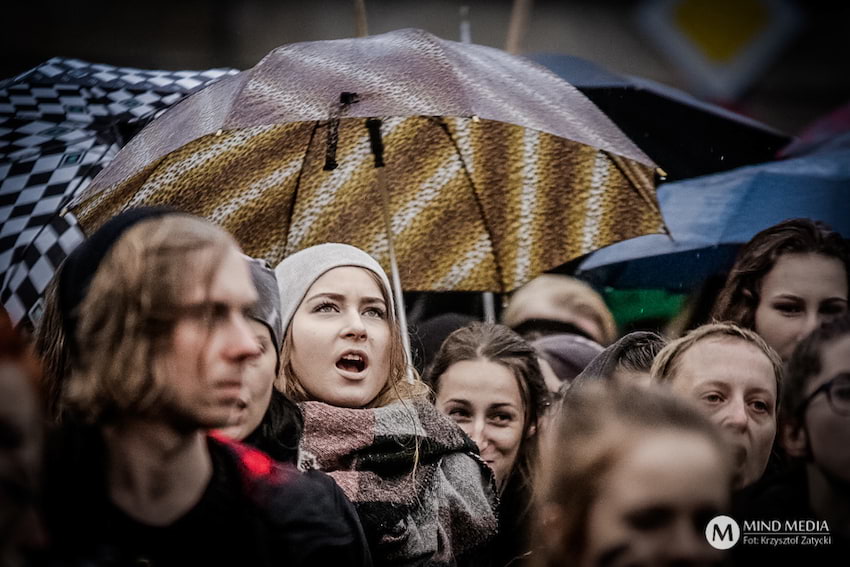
[{"xmin": 71, "ymin": 29, "xmax": 666, "ymax": 297}]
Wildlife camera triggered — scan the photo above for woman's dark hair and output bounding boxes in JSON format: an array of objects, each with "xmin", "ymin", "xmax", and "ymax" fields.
[
  {"xmin": 571, "ymin": 331, "xmax": 667, "ymax": 389},
  {"xmin": 781, "ymin": 313, "xmax": 850, "ymax": 427},
  {"xmin": 242, "ymin": 389, "xmax": 303, "ymax": 464},
  {"xmin": 424, "ymin": 322, "xmax": 551, "ymax": 561},
  {"xmin": 712, "ymin": 218, "xmax": 850, "ymax": 329}
]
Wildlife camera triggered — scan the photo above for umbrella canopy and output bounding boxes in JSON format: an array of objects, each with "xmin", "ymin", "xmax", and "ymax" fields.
[
  {"xmin": 576, "ymin": 141, "xmax": 850, "ymax": 291},
  {"xmin": 0, "ymin": 58, "xmax": 238, "ymax": 326},
  {"xmin": 70, "ymin": 28, "xmax": 665, "ymax": 295},
  {"xmin": 530, "ymin": 53, "xmax": 791, "ymax": 181},
  {"xmin": 780, "ymin": 100, "xmax": 850, "ymax": 158}
]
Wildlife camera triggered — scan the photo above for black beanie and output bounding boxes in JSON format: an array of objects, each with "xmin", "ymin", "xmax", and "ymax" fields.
[{"xmin": 58, "ymin": 207, "xmax": 176, "ymax": 355}]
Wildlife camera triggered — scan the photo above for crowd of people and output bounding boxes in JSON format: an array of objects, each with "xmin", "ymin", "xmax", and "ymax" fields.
[{"xmin": 0, "ymin": 213, "xmax": 848, "ymax": 566}]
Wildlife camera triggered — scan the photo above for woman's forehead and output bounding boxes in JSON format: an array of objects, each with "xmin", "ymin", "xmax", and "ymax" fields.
[{"xmin": 307, "ymin": 266, "xmax": 385, "ymax": 298}]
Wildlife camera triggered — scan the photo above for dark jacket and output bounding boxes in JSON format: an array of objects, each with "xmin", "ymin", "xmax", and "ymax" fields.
[
  {"xmin": 43, "ymin": 424, "xmax": 372, "ymax": 567},
  {"xmin": 731, "ymin": 463, "xmax": 848, "ymax": 565}
]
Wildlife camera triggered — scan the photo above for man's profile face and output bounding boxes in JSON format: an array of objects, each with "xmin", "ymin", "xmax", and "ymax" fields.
[
  {"xmin": 667, "ymin": 337, "xmax": 777, "ymax": 488},
  {"xmin": 153, "ymin": 245, "xmax": 260, "ymax": 429}
]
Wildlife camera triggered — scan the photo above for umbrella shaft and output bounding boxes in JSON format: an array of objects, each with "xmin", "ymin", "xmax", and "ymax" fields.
[{"xmin": 375, "ymin": 162, "xmax": 414, "ymax": 382}]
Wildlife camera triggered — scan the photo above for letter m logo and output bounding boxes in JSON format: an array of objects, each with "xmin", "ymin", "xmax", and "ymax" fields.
[
  {"xmin": 705, "ymin": 516, "xmax": 740, "ymax": 549},
  {"xmin": 713, "ymin": 523, "xmax": 734, "ymax": 541}
]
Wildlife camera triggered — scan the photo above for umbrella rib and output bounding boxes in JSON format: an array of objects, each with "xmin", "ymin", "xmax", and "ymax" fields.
[
  {"xmin": 284, "ymin": 120, "xmax": 323, "ymax": 257},
  {"xmin": 429, "ymin": 116, "xmax": 506, "ymax": 293}
]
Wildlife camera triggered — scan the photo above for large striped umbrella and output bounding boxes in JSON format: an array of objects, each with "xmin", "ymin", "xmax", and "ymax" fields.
[{"xmin": 70, "ymin": 28, "xmax": 665, "ymax": 295}]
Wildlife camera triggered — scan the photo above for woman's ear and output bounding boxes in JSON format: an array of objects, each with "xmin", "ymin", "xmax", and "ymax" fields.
[{"xmin": 780, "ymin": 420, "xmax": 808, "ymax": 458}]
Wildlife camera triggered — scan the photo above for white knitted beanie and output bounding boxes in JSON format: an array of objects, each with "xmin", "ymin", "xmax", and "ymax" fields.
[{"xmin": 274, "ymin": 243, "xmax": 393, "ymax": 334}]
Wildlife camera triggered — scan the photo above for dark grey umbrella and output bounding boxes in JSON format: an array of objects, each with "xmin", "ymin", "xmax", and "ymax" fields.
[{"xmin": 530, "ymin": 53, "xmax": 791, "ymax": 181}]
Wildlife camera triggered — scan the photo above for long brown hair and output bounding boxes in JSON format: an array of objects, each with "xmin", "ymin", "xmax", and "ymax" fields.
[
  {"xmin": 64, "ymin": 216, "xmax": 237, "ymax": 423},
  {"xmin": 712, "ymin": 218, "xmax": 850, "ymax": 329},
  {"xmin": 425, "ymin": 322, "xmax": 550, "ymax": 520},
  {"xmin": 33, "ymin": 268, "xmax": 67, "ymax": 422}
]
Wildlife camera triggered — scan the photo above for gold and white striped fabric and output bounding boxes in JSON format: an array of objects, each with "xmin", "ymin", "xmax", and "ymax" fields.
[{"xmin": 71, "ymin": 29, "xmax": 664, "ymax": 293}]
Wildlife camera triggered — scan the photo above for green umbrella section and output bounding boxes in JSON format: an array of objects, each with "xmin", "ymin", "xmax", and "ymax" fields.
[{"xmin": 602, "ymin": 287, "xmax": 689, "ymax": 333}]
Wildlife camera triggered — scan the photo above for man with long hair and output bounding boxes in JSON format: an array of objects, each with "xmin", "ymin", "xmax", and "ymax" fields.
[{"xmin": 43, "ymin": 208, "xmax": 370, "ymax": 566}]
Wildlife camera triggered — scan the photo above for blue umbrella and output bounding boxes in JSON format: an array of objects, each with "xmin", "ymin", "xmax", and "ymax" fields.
[{"xmin": 576, "ymin": 137, "xmax": 850, "ymax": 291}]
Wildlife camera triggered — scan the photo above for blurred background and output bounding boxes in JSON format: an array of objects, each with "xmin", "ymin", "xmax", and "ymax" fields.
[{"xmin": 3, "ymin": 0, "xmax": 849, "ymax": 135}]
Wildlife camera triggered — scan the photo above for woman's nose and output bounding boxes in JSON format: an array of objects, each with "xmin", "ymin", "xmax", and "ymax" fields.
[
  {"xmin": 340, "ymin": 309, "xmax": 367, "ymax": 340},
  {"xmin": 720, "ymin": 397, "xmax": 749, "ymax": 433},
  {"xmin": 665, "ymin": 517, "xmax": 715, "ymax": 563},
  {"xmin": 801, "ymin": 310, "xmax": 822, "ymax": 338},
  {"xmin": 468, "ymin": 417, "xmax": 490, "ymax": 452}
]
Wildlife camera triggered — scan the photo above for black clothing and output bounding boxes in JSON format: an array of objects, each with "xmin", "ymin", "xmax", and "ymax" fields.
[
  {"xmin": 44, "ymin": 426, "xmax": 371, "ymax": 567},
  {"xmin": 732, "ymin": 463, "xmax": 849, "ymax": 565}
]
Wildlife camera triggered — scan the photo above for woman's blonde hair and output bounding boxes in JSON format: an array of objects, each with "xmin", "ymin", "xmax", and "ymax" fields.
[
  {"xmin": 278, "ymin": 268, "xmax": 428, "ymax": 407},
  {"xmin": 650, "ymin": 321, "xmax": 783, "ymax": 409},
  {"xmin": 64, "ymin": 215, "xmax": 237, "ymax": 423}
]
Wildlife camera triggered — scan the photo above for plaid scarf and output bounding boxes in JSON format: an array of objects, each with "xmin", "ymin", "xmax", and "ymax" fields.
[{"xmin": 299, "ymin": 398, "xmax": 499, "ymax": 566}]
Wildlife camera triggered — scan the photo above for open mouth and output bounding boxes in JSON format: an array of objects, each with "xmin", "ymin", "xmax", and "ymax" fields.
[{"xmin": 336, "ymin": 351, "xmax": 368, "ymax": 373}]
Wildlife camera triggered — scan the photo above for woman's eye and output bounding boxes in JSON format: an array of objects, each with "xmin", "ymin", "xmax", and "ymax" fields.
[
  {"xmin": 626, "ymin": 507, "xmax": 672, "ymax": 531},
  {"xmin": 750, "ymin": 400, "xmax": 770, "ymax": 414},
  {"xmin": 210, "ymin": 303, "xmax": 230, "ymax": 323},
  {"xmin": 363, "ymin": 306, "xmax": 386, "ymax": 319},
  {"xmin": 702, "ymin": 393, "xmax": 724, "ymax": 404},
  {"xmin": 830, "ymin": 375, "xmax": 850, "ymax": 401},
  {"xmin": 313, "ymin": 302, "xmax": 338, "ymax": 313},
  {"xmin": 447, "ymin": 408, "xmax": 471, "ymax": 422},
  {"xmin": 821, "ymin": 302, "xmax": 848, "ymax": 316},
  {"xmin": 773, "ymin": 302, "xmax": 802, "ymax": 315},
  {"xmin": 488, "ymin": 413, "xmax": 515, "ymax": 425}
]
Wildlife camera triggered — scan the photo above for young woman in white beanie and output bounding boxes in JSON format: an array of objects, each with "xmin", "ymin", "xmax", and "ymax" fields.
[{"xmin": 274, "ymin": 243, "xmax": 497, "ymax": 567}]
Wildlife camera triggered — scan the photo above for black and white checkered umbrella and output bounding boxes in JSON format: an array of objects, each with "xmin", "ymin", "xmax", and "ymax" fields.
[{"xmin": 0, "ymin": 57, "xmax": 238, "ymax": 328}]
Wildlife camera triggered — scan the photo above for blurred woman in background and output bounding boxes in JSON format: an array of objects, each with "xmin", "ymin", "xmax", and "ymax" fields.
[
  {"xmin": 0, "ymin": 309, "xmax": 46, "ymax": 567},
  {"xmin": 215, "ymin": 256, "xmax": 301, "ymax": 464},
  {"xmin": 501, "ymin": 274, "xmax": 618, "ymax": 346},
  {"xmin": 712, "ymin": 218, "xmax": 848, "ymax": 361},
  {"xmin": 534, "ymin": 382, "xmax": 733, "ymax": 567}
]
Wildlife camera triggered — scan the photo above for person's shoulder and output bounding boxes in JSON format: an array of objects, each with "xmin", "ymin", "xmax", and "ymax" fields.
[{"xmin": 210, "ymin": 435, "xmax": 372, "ymax": 566}]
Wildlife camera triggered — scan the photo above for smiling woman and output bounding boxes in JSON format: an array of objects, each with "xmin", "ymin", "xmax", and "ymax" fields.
[
  {"xmin": 424, "ymin": 322, "xmax": 550, "ymax": 567},
  {"xmin": 274, "ymin": 243, "xmax": 498, "ymax": 566}
]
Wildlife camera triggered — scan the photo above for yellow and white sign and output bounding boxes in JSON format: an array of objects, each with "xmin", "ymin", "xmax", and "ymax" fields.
[{"xmin": 636, "ymin": 0, "xmax": 801, "ymax": 101}]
